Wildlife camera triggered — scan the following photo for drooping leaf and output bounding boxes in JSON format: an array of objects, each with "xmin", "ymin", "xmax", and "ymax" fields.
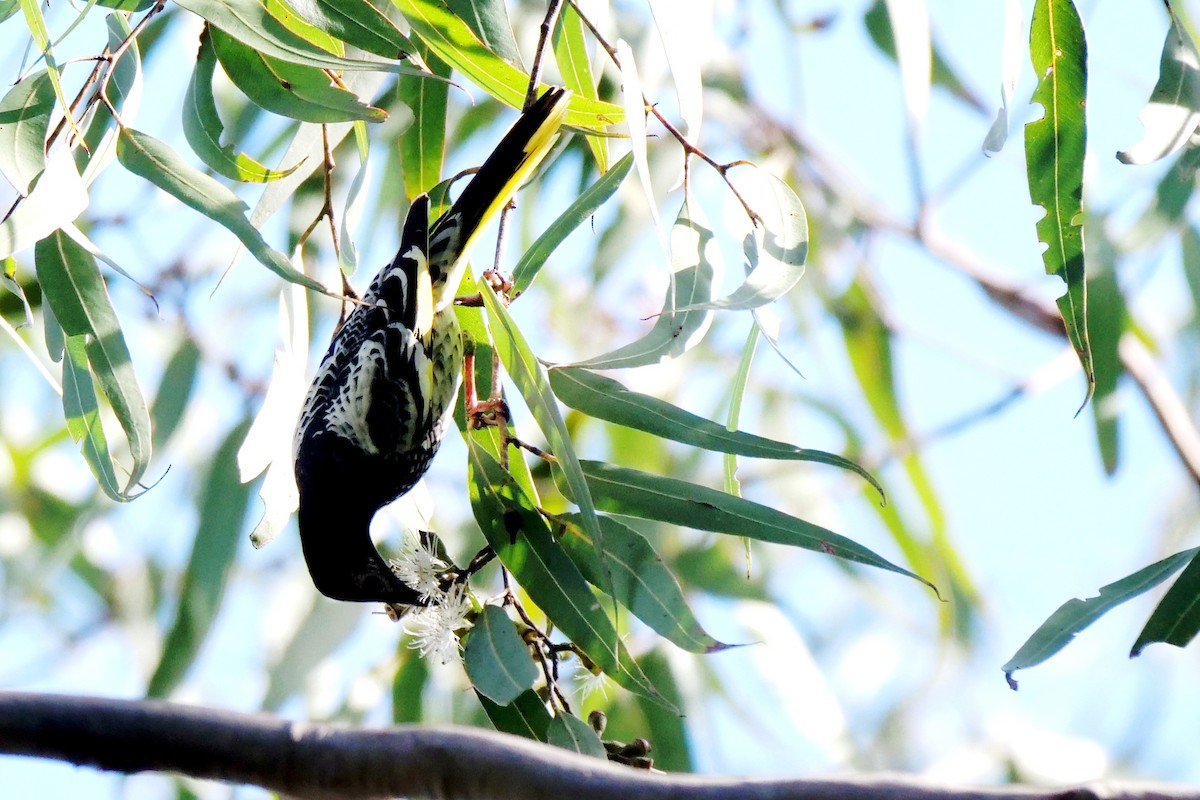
[
  {"xmin": 550, "ymin": 366, "xmax": 882, "ymax": 498},
  {"xmin": 1117, "ymin": 8, "xmax": 1200, "ymax": 166},
  {"xmin": 568, "ymin": 194, "xmax": 718, "ymax": 368},
  {"xmin": 984, "ymin": 0, "xmax": 1023, "ymax": 154},
  {"xmin": 447, "ymin": 0, "xmax": 522, "ymax": 68},
  {"xmin": 463, "ymin": 605, "xmax": 538, "ymax": 705},
  {"xmin": 262, "ymin": 598, "xmax": 363, "ymax": 711},
  {"xmin": 391, "ymin": 0, "xmax": 623, "ymax": 131},
  {"xmin": 116, "ymin": 127, "xmax": 326, "ymax": 293},
  {"xmin": 1002, "ymin": 547, "xmax": 1199, "ymax": 687},
  {"xmin": 184, "ymin": 27, "xmax": 300, "ymax": 182},
  {"xmin": 210, "ymin": 27, "xmax": 387, "ymax": 123},
  {"xmin": 575, "ymin": 460, "xmax": 935, "ymax": 592},
  {"xmin": 262, "ymin": 0, "xmax": 344, "ymax": 55},
  {"xmin": 392, "ymin": 646, "xmax": 429, "ymax": 723},
  {"xmin": 556, "ymin": 512, "xmax": 731, "ymax": 654},
  {"xmin": 467, "ymin": 442, "xmax": 667, "ymax": 707},
  {"xmin": 277, "ymin": 0, "xmax": 411, "ymax": 59},
  {"xmin": 648, "ymin": 0, "xmax": 703, "ymax": 143},
  {"xmin": 636, "ymin": 649, "xmax": 692, "ymax": 771},
  {"xmin": 479, "ymin": 282, "xmax": 609, "ymax": 602},
  {"xmin": 398, "ymin": 42, "xmax": 450, "ymax": 199},
  {"xmin": 175, "ymin": 0, "xmax": 427, "ymax": 74},
  {"xmin": 35, "ymin": 230, "xmax": 152, "ymax": 496},
  {"xmin": 78, "ymin": 13, "xmax": 144, "ymax": 188},
  {"xmin": 337, "ymin": 123, "xmax": 372, "ymax": 273},
  {"xmin": 547, "ymin": 713, "xmax": 606, "ymax": 759},
  {"xmin": 60, "ymin": 334, "xmax": 123, "ymax": 501},
  {"xmin": 0, "ymin": 152, "xmax": 88, "ymax": 260},
  {"xmin": 882, "ymin": 0, "xmax": 931, "ymax": 135},
  {"xmin": 553, "ymin": 3, "xmax": 607, "ymax": 170},
  {"xmin": 678, "ymin": 169, "xmax": 807, "ymax": 312},
  {"xmin": 147, "ymin": 419, "xmax": 254, "ymax": 698},
  {"xmin": 16, "ymin": 0, "xmax": 81, "ymax": 142},
  {"xmin": 723, "ymin": 323, "xmax": 758, "ymax": 497},
  {"xmin": 1085, "ymin": 235, "xmax": 1125, "ymax": 475},
  {"xmin": 617, "ymin": 37, "xmax": 664, "ymax": 253},
  {"xmin": 1025, "ymin": 0, "xmax": 1093, "ymax": 408},
  {"xmin": 1131, "ymin": 550, "xmax": 1200, "ymax": 656},
  {"xmin": 151, "ymin": 337, "xmax": 202, "ymax": 450},
  {"xmin": 477, "ymin": 688, "xmax": 551, "ymax": 741},
  {"xmin": 0, "ymin": 69, "xmax": 54, "ymax": 195},
  {"xmin": 511, "ymin": 152, "xmax": 634, "ymax": 295}
]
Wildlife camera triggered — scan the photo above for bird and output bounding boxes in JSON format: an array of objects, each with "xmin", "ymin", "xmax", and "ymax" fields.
[{"xmin": 293, "ymin": 87, "xmax": 570, "ymax": 608}]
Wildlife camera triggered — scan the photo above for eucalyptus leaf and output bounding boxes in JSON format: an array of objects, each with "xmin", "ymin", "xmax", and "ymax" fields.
[
  {"xmin": 464, "ymin": 605, "xmax": 537, "ymax": 705},
  {"xmin": 0, "ymin": 69, "xmax": 54, "ymax": 195},
  {"xmin": 547, "ymin": 714, "xmax": 606, "ymax": 759},
  {"xmin": 1117, "ymin": 9, "xmax": 1200, "ymax": 166}
]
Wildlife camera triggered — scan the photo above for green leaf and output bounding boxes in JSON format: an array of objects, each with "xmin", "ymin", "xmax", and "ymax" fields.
[
  {"xmin": 35, "ymin": 230, "xmax": 152, "ymax": 496},
  {"xmin": 553, "ymin": 3, "xmax": 607, "ymax": 170},
  {"xmin": 1026, "ymin": 0, "xmax": 1093, "ymax": 408},
  {"xmin": 211, "ymin": 27, "xmax": 387, "ymax": 123},
  {"xmin": 390, "ymin": 0, "xmax": 622, "ymax": 131},
  {"xmin": 479, "ymin": 282, "xmax": 609, "ymax": 606},
  {"xmin": 391, "ymin": 646, "xmax": 429, "ymax": 723},
  {"xmin": 1117, "ymin": 8, "xmax": 1200, "ymax": 165},
  {"xmin": 263, "ymin": 0, "xmax": 344, "ymax": 55},
  {"xmin": 398, "ymin": 42, "xmax": 451, "ymax": 199},
  {"xmin": 511, "ymin": 152, "xmax": 633, "ymax": 295},
  {"xmin": 723, "ymin": 323, "xmax": 758, "ymax": 496},
  {"xmin": 0, "ymin": 152, "xmax": 88, "ymax": 260},
  {"xmin": 78, "ymin": 13, "xmax": 144, "ymax": 188},
  {"xmin": 1085, "ymin": 236, "xmax": 1125, "ymax": 474},
  {"xmin": 546, "ymin": 713, "xmax": 606, "ymax": 759},
  {"xmin": 151, "ymin": 337, "xmax": 202, "ymax": 450},
  {"xmin": 636, "ymin": 649, "xmax": 692, "ymax": 771},
  {"xmin": 556, "ymin": 512, "xmax": 730, "ymax": 654},
  {"xmin": 467, "ymin": 442, "xmax": 667, "ymax": 706},
  {"xmin": 184, "ymin": 27, "xmax": 300, "ymax": 182},
  {"xmin": 116, "ymin": 127, "xmax": 326, "ymax": 293},
  {"xmin": 477, "ymin": 688, "xmax": 551, "ymax": 741},
  {"xmin": 1131, "ymin": 550, "xmax": 1200, "ymax": 656},
  {"xmin": 0, "ymin": 69, "xmax": 55, "ymax": 195},
  {"xmin": 463, "ymin": 605, "xmax": 538, "ymax": 705},
  {"xmin": 1002, "ymin": 547, "xmax": 1199, "ymax": 687},
  {"xmin": 147, "ymin": 418, "xmax": 254, "ymax": 698},
  {"xmin": 568, "ymin": 194, "xmax": 718, "ymax": 368},
  {"xmin": 575, "ymin": 460, "xmax": 936, "ymax": 592},
  {"xmin": 61, "ymin": 334, "xmax": 124, "ymax": 501},
  {"xmin": 175, "ymin": 0, "xmax": 427, "ymax": 74},
  {"xmin": 277, "ymin": 0, "xmax": 411, "ymax": 59},
  {"xmin": 17, "ymin": 0, "xmax": 82, "ymax": 143},
  {"xmin": 550, "ymin": 366, "xmax": 883, "ymax": 498},
  {"xmin": 447, "ymin": 0, "xmax": 522, "ymax": 68}
]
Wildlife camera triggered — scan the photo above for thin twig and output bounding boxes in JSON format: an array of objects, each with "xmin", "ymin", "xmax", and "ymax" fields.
[{"xmin": 525, "ymin": 0, "xmax": 565, "ymax": 110}]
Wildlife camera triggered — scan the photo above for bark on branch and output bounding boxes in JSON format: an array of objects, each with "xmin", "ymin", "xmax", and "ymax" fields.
[{"xmin": 1, "ymin": 692, "xmax": 1197, "ymax": 800}]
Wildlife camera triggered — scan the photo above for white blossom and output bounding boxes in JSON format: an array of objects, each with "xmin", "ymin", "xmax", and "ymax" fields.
[
  {"xmin": 388, "ymin": 531, "xmax": 448, "ymax": 601},
  {"xmin": 403, "ymin": 583, "xmax": 474, "ymax": 665}
]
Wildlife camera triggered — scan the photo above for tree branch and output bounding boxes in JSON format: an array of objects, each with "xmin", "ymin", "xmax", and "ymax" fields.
[{"xmin": 1, "ymin": 692, "xmax": 1198, "ymax": 800}]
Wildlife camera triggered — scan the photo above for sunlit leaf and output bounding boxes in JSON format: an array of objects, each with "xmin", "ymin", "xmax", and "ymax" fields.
[
  {"xmin": 575, "ymin": 460, "xmax": 935, "ymax": 592},
  {"xmin": 547, "ymin": 713, "xmax": 606, "ymax": 758},
  {"xmin": 883, "ymin": 0, "xmax": 930, "ymax": 135},
  {"xmin": 447, "ymin": 0, "xmax": 522, "ymax": 67},
  {"xmin": 399, "ymin": 42, "xmax": 450, "ymax": 199},
  {"xmin": 1117, "ymin": 9, "xmax": 1200, "ymax": 166},
  {"xmin": 463, "ymin": 605, "xmax": 537, "ymax": 705},
  {"xmin": 78, "ymin": 13, "xmax": 144, "ymax": 188},
  {"xmin": 116, "ymin": 127, "xmax": 326, "ymax": 293},
  {"xmin": 553, "ymin": 3, "xmax": 607, "ymax": 170},
  {"xmin": 678, "ymin": 168, "xmax": 807, "ymax": 312},
  {"xmin": 35, "ymin": 230, "xmax": 152, "ymax": 496},
  {"xmin": 147, "ymin": 418, "xmax": 254, "ymax": 698},
  {"xmin": 16, "ymin": 0, "xmax": 81, "ymax": 142},
  {"xmin": 184, "ymin": 27, "xmax": 300, "ymax": 182},
  {"xmin": 391, "ymin": 0, "xmax": 622, "ymax": 130},
  {"xmin": 0, "ymin": 69, "xmax": 54, "ymax": 195},
  {"xmin": 211, "ymin": 28, "xmax": 387, "ymax": 123},
  {"xmin": 617, "ymin": 37, "xmax": 664, "ymax": 253},
  {"xmin": 1131, "ymin": 552, "xmax": 1200, "ymax": 656},
  {"xmin": 568, "ymin": 193, "xmax": 718, "ymax": 368},
  {"xmin": 984, "ymin": 0, "xmax": 1023, "ymax": 154},
  {"xmin": 175, "ymin": 0, "xmax": 427, "ymax": 74},
  {"xmin": 0, "ymin": 151, "xmax": 88, "ymax": 260},
  {"xmin": 269, "ymin": 0, "xmax": 412, "ymax": 59},
  {"xmin": 1026, "ymin": 0, "xmax": 1093, "ymax": 408},
  {"xmin": 511, "ymin": 152, "xmax": 633, "ymax": 295},
  {"xmin": 1002, "ymin": 547, "xmax": 1199, "ymax": 687},
  {"xmin": 550, "ymin": 367, "xmax": 882, "ymax": 497},
  {"xmin": 556, "ymin": 512, "xmax": 731, "ymax": 654}
]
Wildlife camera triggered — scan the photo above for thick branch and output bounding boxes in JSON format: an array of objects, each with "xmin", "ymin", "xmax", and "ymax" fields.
[{"xmin": 1, "ymin": 692, "xmax": 1198, "ymax": 800}]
